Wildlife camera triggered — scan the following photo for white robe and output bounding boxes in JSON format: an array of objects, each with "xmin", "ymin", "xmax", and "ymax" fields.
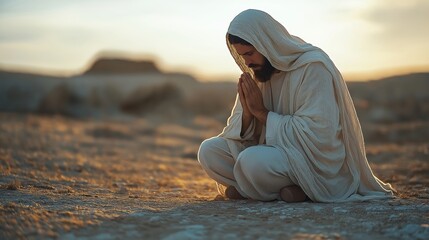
[{"xmin": 218, "ymin": 9, "xmax": 395, "ymax": 202}]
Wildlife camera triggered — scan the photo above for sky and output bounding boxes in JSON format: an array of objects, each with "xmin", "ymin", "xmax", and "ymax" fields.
[{"xmin": 0, "ymin": 0, "xmax": 428, "ymax": 81}]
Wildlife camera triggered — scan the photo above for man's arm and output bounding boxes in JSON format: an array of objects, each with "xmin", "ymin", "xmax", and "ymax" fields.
[
  {"xmin": 238, "ymin": 74, "xmax": 254, "ymax": 136},
  {"xmin": 240, "ymin": 110, "xmax": 254, "ymax": 137}
]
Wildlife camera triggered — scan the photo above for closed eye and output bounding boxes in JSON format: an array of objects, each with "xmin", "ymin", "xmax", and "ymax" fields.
[{"xmin": 242, "ymin": 51, "xmax": 253, "ymax": 56}]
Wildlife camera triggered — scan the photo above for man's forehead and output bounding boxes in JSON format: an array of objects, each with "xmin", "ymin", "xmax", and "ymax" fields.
[{"xmin": 233, "ymin": 44, "xmax": 255, "ymax": 55}]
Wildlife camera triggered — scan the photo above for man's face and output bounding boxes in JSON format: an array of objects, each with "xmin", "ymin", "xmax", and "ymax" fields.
[{"xmin": 233, "ymin": 43, "xmax": 276, "ymax": 82}]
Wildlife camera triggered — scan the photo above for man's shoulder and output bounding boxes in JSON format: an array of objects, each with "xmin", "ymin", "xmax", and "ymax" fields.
[
  {"xmin": 304, "ymin": 62, "xmax": 329, "ymax": 72},
  {"xmin": 289, "ymin": 62, "xmax": 333, "ymax": 88},
  {"xmin": 290, "ymin": 61, "xmax": 330, "ymax": 76}
]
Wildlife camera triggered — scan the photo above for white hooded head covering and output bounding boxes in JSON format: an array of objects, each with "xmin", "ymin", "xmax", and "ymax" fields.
[
  {"xmin": 227, "ymin": 9, "xmax": 324, "ymax": 75},
  {"xmin": 222, "ymin": 9, "xmax": 395, "ymax": 202}
]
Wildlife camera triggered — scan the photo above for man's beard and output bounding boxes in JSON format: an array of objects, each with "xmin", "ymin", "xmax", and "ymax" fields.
[{"xmin": 249, "ymin": 58, "xmax": 277, "ymax": 82}]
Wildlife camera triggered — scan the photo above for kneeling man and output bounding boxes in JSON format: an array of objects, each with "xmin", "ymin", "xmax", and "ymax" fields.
[{"xmin": 198, "ymin": 9, "xmax": 395, "ymax": 202}]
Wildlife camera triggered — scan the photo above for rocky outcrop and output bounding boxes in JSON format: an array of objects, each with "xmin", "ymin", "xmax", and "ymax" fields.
[{"xmin": 84, "ymin": 58, "xmax": 161, "ymax": 75}]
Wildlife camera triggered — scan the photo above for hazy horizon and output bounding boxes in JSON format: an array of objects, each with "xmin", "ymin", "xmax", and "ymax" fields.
[
  {"xmin": 1, "ymin": 0, "xmax": 428, "ymax": 82},
  {"xmin": 1, "ymin": 51, "xmax": 429, "ymax": 82}
]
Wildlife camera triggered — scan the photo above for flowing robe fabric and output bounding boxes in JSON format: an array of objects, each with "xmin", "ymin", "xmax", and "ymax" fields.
[{"xmin": 219, "ymin": 9, "xmax": 395, "ymax": 202}]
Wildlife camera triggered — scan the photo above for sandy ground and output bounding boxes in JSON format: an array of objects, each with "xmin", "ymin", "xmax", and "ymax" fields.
[{"xmin": 0, "ymin": 113, "xmax": 428, "ymax": 240}]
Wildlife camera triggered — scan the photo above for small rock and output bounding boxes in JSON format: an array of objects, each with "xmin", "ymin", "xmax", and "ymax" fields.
[
  {"xmin": 388, "ymin": 201, "xmax": 401, "ymax": 206},
  {"xmin": 116, "ymin": 186, "xmax": 128, "ymax": 195}
]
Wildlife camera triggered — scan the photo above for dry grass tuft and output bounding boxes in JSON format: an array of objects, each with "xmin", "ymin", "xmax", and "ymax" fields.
[{"xmin": 4, "ymin": 179, "xmax": 21, "ymax": 190}]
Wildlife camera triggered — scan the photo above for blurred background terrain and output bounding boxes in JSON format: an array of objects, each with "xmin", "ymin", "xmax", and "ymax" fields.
[{"xmin": 1, "ymin": 54, "xmax": 428, "ymax": 143}]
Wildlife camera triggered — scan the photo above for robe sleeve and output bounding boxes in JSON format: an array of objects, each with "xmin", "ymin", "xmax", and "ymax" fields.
[
  {"xmin": 266, "ymin": 62, "xmax": 341, "ymax": 151},
  {"xmin": 218, "ymin": 94, "xmax": 255, "ymax": 141}
]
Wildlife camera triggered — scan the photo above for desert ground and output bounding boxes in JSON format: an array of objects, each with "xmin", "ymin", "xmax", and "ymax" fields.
[
  {"xmin": 1, "ymin": 61, "xmax": 428, "ymax": 239},
  {"xmin": 0, "ymin": 111, "xmax": 428, "ymax": 240}
]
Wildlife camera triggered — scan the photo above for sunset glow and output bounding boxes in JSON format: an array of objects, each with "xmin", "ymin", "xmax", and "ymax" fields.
[{"xmin": 0, "ymin": 0, "xmax": 428, "ymax": 81}]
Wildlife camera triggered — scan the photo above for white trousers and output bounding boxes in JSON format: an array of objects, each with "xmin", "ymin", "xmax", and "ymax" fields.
[{"xmin": 198, "ymin": 137, "xmax": 294, "ymax": 201}]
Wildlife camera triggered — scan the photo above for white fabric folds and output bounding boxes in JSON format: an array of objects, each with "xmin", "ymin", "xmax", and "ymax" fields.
[{"xmin": 220, "ymin": 9, "xmax": 395, "ymax": 202}]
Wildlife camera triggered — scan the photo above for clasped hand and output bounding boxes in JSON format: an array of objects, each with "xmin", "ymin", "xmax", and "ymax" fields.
[{"xmin": 237, "ymin": 73, "xmax": 268, "ymax": 124}]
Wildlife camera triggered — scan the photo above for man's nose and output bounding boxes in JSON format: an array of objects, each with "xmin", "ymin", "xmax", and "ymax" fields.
[{"xmin": 243, "ymin": 57, "xmax": 253, "ymax": 66}]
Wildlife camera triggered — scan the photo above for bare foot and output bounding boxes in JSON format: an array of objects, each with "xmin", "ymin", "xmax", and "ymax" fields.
[
  {"xmin": 225, "ymin": 186, "xmax": 246, "ymax": 200},
  {"xmin": 280, "ymin": 185, "xmax": 308, "ymax": 202}
]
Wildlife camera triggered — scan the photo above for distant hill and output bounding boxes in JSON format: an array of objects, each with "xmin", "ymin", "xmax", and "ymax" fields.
[
  {"xmin": 348, "ymin": 73, "xmax": 429, "ymax": 102},
  {"xmin": 347, "ymin": 72, "xmax": 429, "ymax": 122},
  {"xmin": 83, "ymin": 58, "xmax": 161, "ymax": 75}
]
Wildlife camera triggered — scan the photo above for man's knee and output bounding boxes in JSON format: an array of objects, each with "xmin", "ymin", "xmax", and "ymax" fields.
[
  {"xmin": 197, "ymin": 137, "xmax": 226, "ymax": 168},
  {"xmin": 235, "ymin": 147, "xmax": 264, "ymax": 176}
]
